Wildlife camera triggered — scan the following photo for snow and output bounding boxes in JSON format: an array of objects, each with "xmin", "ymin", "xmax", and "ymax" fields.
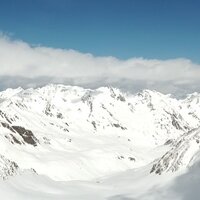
[
  {"xmin": 0, "ymin": 84, "xmax": 200, "ymax": 199},
  {"xmin": 1, "ymin": 163, "xmax": 199, "ymax": 200}
]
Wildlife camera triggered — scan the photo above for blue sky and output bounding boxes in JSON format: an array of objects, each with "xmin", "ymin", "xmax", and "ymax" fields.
[{"xmin": 0, "ymin": 0, "xmax": 200, "ymax": 62}]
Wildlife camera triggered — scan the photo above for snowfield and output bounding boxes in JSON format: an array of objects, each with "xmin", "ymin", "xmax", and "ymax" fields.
[
  {"xmin": 1, "ymin": 84, "xmax": 200, "ymax": 199},
  {"xmin": 1, "ymin": 164, "xmax": 200, "ymax": 200}
]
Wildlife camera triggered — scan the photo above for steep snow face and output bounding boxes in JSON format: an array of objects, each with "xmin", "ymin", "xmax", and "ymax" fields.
[
  {"xmin": 181, "ymin": 92, "xmax": 200, "ymax": 126},
  {"xmin": 0, "ymin": 87, "xmax": 23, "ymax": 101},
  {"xmin": 149, "ymin": 93, "xmax": 200, "ymax": 175},
  {"xmin": 0, "ymin": 155, "xmax": 19, "ymax": 180},
  {"xmin": 0, "ymin": 84, "xmax": 199, "ymax": 181},
  {"xmin": 151, "ymin": 127, "xmax": 200, "ymax": 174},
  {"xmin": 125, "ymin": 90, "xmax": 191, "ymax": 145}
]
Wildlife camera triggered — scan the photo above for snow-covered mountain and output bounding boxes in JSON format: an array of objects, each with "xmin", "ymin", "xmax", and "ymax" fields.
[
  {"xmin": 0, "ymin": 155, "xmax": 19, "ymax": 180},
  {"xmin": 1, "ymin": 84, "xmax": 200, "ymax": 199},
  {"xmin": 151, "ymin": 127, "xmax": 200, "ymax": 174}
]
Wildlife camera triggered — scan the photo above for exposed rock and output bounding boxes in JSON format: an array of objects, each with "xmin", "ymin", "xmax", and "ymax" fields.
[
  {"xmin": 12, "ymin": 126, "xmax": 39, "ymax": 146},
  {"xmin": 0, "ymin": 155, "xmax": 19, "ymax": 180}
]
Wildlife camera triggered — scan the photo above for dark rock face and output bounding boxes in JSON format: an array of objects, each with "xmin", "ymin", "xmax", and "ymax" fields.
[
  {"xmin": 1, "ymin": 122, "xmax": 39, "ymax": 146},
  {"xmin": 112, "ymin": 123, "xmax": 127, "ymax": 130},
  {"xmin": 0, "ymin": 110, "xmax": 12, "ymax": 123},
  {"xmin": 10, "ymin": 134, "xmax": 22, "ymax": 145},
  {"xmin": 12, "ymin": 126, "xmax": 39, "ymax": 146},
  {"xmin": 91, "ymin": 121, "xmax": 97, "ymax": 130},
  {"xmin": 128, "ymin": 157, "xmax": 135, "ymax": 161},
  {"xmin": 171, "ymin": 114, "xmax": 182, "ymax": 130},
  {"xmin": 1, "ymin": 122, "xmax": 15, "ymax": 132},
  {"xmin": 117, "ymin": 94, "xmax": 126, "ymax": 102}
]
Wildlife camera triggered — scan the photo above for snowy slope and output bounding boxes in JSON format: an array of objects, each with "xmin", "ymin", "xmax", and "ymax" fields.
[
  {"xmin": 150, "ymin": 93, "xmax": 200, "ymax": 175},
  {"xmin": 0, "ymin": 162, "xmax": 199, "ymax": 200},
  {"xmin": 0, "ymin": 84, "xmax": 200, "ymax": 199},
  {"xmin": 151, "ymin": 127, "xmax": 200, "ymax": 174},
  {"xmin": 0, "ymin": 155, "xmax": 19, "ymax": 180},
  {"xmin": 0, "ymin": 84, "xmax": 195, "ymax": 180}
]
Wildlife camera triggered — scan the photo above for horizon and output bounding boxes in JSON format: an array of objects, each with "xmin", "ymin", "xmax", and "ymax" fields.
[
  {"xmin": 0, "ymin": 82, "xmax": 197, "ymax": 99},
  {"xmin": 0, "ymin": 0, "xmax": 200, "ymax": 95}
]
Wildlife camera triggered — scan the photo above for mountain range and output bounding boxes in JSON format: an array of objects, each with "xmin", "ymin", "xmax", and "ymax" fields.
[{"xmin": 1, "ymin": 84, "xmax": 200, "ymax": 199}]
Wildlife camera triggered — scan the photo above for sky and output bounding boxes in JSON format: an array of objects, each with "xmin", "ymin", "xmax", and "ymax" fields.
[{"xmin": 0, "ymin": 0, "xmax": 200, "ymax": 95}]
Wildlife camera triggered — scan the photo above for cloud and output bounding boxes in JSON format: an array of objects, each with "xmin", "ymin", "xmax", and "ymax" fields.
[{"xmin": 0, "ymin": 34, "xmax": 200, "ymax": 96}]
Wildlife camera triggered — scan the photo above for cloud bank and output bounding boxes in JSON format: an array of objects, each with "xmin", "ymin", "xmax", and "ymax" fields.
[{"xmin": 0, "ymin": 34, "xmax": 200, "ymax": 96}]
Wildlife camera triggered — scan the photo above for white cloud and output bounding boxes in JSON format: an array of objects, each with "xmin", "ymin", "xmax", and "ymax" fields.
[{"xmin": 0, "ymin": 34, "xmax": 200, "ymax": 95}]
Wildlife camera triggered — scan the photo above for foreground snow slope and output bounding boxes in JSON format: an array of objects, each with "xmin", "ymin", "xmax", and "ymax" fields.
[
  {"xmin": 1, "ymin": 84, "xmax": 200, "ymax": 199},
  {"xmin": 0, "ymin": 163, "xmax": 199, "ymax": 200}
]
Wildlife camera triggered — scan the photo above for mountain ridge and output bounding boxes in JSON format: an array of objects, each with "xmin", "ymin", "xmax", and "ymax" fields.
[{"xmin": 0, "ymin": 84, "xmax": 200, "ymax": 181}]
